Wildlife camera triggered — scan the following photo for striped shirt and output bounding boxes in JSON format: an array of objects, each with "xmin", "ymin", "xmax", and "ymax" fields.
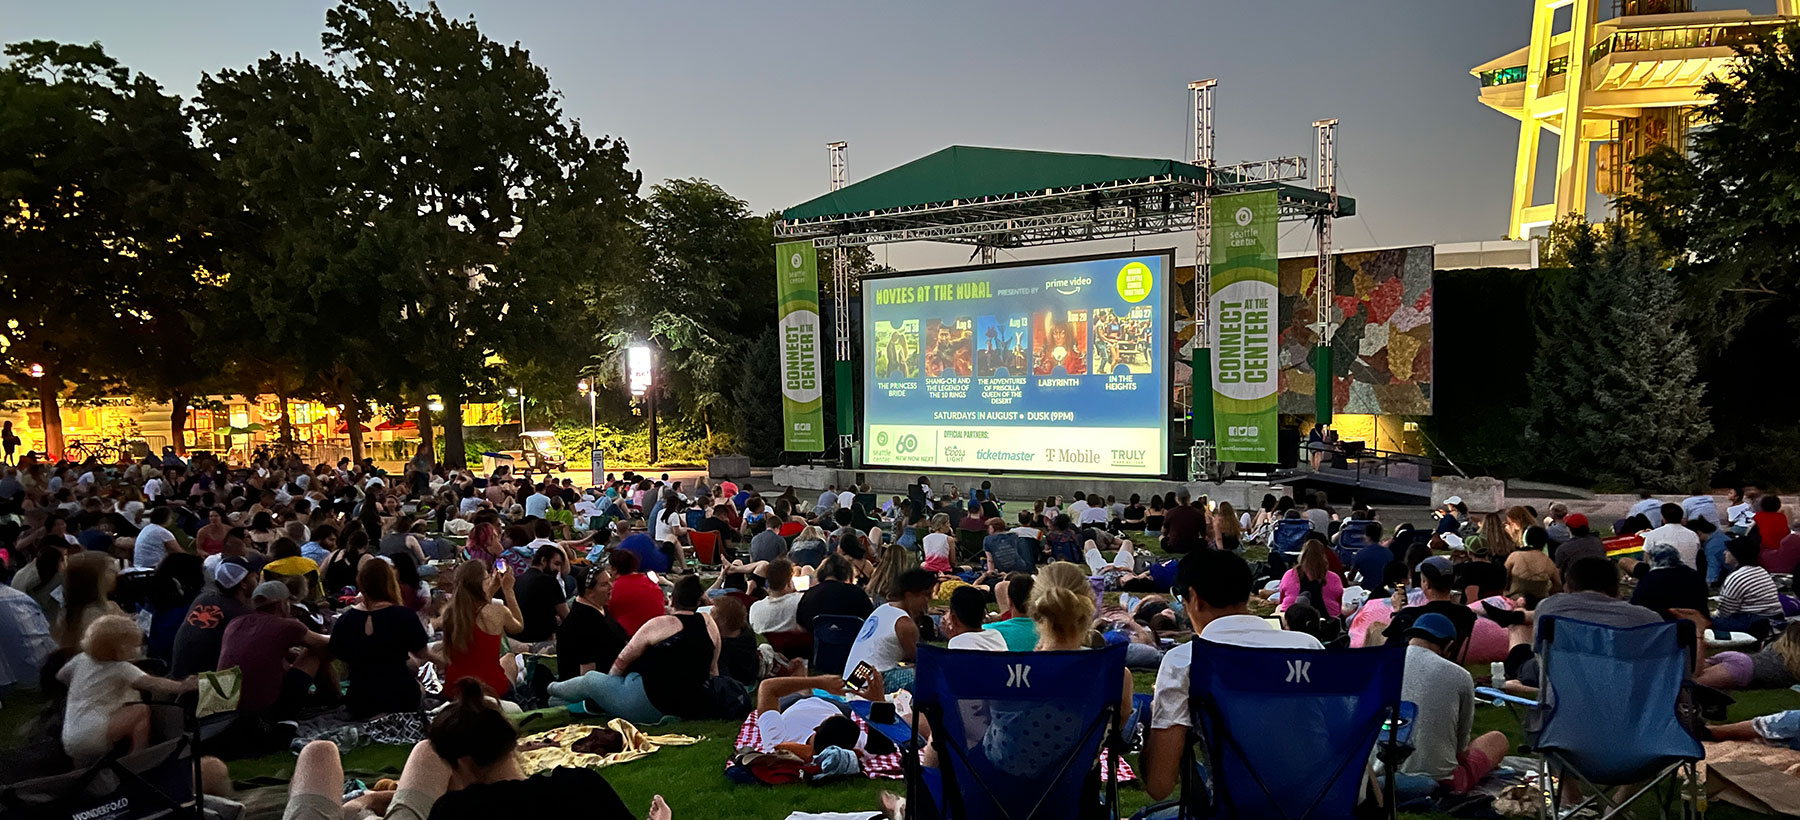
[{"xmin": 1717, "ymin": 566, "xmax": 1784, "ymax": 618}]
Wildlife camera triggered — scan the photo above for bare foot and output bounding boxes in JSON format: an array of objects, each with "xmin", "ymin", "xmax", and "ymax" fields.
[
  {"xmin": 648, "ymin": 794, "xmax": 670, "ymax": 820},
  {"xmin": 879, "ymin": 791, "xmax": 906, "ymax": 820}
]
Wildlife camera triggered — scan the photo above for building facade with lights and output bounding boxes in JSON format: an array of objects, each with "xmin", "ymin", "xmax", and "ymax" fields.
[{"xmin": 1475, "ymin": 0, "xmax": 1800, "ymax": 238}]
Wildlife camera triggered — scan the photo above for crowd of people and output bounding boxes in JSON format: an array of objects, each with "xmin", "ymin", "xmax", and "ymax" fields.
[{"xmin": 2, "ymin": 451, "xmax": 1798, "ymax": 818}]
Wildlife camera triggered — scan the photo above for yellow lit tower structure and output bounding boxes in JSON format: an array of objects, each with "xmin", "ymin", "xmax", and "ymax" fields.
[{"xmin": 1475, "ymin": 0, "xmax": 1800, "ymax": 239}]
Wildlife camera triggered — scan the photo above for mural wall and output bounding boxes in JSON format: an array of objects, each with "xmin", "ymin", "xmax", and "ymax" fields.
[{"xmin": 1173, "ymin": 244, "xmax": 1433, "ymax": 417}]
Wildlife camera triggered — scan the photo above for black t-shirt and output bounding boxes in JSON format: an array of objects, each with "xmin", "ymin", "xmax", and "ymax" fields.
[
  {"xmin": 1453, "ymin": 560, "xmax": 1507, "ymax": 599},
  {"xmin": 795, "ymin": 580, "xmax": 875, "ymax": 632},
  {"xmin": 1386, "ymin": 600, "xmax": 1478, "ymax": 656},
  {"xmin": 1629, "ymin": 564, "xmax": 1709, "ymax": 620},
  {"xmin": 515, "ymin": 568, "xmax": 566, "ymax": 643},
  {"xmin": 695, "ymin": 515, "xmax": 740, "ymax": 544},
  {"xmin": 328, "ymin": 605, "xmax": 429, "ymax": 719},
  {"xmin": 428, "ymin": 767, "xmax": 631, "ymax": 820},
  {"xmin": 170, "ymin": 589, "xmax": 253, "ymax": 678},
  {"xmin": 720, "ymin": 630, "xmax": 761, "ymax": 689},
  {"xmin": 556, "ymin": 601, "xmax": 628, "ymax": 681}
]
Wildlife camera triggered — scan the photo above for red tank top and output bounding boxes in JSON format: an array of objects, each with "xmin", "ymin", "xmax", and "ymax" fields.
[{"xmin": 445, "ymin": 623, "xmax": 510, "ymax": 696}]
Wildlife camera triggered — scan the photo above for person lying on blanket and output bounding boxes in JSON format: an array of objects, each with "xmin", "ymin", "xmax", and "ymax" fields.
[{"xmin": 751, "ymin": 672, "xmax": 898, "ymax": 758}]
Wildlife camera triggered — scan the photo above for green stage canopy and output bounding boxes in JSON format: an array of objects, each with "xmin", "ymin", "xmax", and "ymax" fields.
[{"xmin": 781, "ymin": 145, "xmax": 1353, "ymax": 223}]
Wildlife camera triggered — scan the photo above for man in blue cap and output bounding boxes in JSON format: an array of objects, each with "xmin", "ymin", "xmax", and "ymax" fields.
[{"xmin": 1394, "ymin": 612, "xmax": 1510, "ymax": 793}]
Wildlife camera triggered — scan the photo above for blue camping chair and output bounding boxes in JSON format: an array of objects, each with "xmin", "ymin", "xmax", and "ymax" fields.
[
  {"xmin": 1180, "ymin": 641, "xmax": 1408, "ymax": 820},
  {"xmin": 1475, "ymin": 617, "xmax": 1702, "ymax": 820},
  {"xmin": 907, "ymin": 644, "xmax": 1128, "ymax": 820},
  {"xmin": 1271, "ymin": 519, "xmax": 1313, "ymax": 557},
  {"xmin": 810, "ymin": 614, "xmax": 864, "ymax": 676}
]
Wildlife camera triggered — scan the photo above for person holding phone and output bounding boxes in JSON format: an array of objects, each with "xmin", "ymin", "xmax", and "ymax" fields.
[{"xmin": 841, "ymin": 569, "xmax": 935, "ymax": 693}]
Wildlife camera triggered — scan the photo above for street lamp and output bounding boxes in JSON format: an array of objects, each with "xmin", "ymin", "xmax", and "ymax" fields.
[
  {"xmin": 576, "ymin": 379, "xmax": 594, "ymax": 441},
  {"xmin": 506, "ymin": 387, "xmax": 522, "ymax": 432},
  {"xmin": 626, "ymin": 343, "xmax": 657, "ymax": 464}
]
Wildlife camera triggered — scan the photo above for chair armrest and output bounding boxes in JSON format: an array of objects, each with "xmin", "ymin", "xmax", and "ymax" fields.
[{"xmin": 1474, "ymin": 686, "xmax": 1539, "ymax": 708}]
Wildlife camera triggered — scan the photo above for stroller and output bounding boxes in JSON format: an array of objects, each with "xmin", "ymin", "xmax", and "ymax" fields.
[{"xmin": 0, "ymin": 698, "xmax": 219, "ymax": 820}]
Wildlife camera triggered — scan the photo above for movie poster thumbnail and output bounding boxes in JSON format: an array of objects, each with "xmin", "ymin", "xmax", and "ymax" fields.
[
  {"xmin": 976, "ymin": 314, "xmax": 1030, "ymax": 378},
  {"xmin": 923, "ymin": 317, "xmax": 974, "ymax": 378},
  {"xmin": 1032, "ymin": 309, "xmax": 1088, "ymax": 376},
  {"xmin": 873, "ymin": 319, "xmax": 920, "ymax": 380},
  {"xmin": 1091, "ymin": 305, "xmax": 1155, "ymax": 375}
]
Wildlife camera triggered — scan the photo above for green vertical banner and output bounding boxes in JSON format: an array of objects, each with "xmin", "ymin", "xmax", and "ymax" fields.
[
  {"xmin": 1209, "ymin": 191, "xmax": 1279, "ymax": 462},
  {"xmin": 776, "ymin": 242, "xmax": 825, "ymax": 452}
]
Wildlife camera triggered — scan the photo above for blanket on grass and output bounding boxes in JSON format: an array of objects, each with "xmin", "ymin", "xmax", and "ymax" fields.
[
  {"xmin": 517, "ymin": 720, "xmax": 702, "ymax": 774},
  {"xmin": 727, "ymin": 712, "xmax": 1135, "ymax": 782}
]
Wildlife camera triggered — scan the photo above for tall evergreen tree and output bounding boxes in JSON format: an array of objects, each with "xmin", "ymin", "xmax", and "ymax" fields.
[{"xmin": 1529, "ymin": 224, "xmax": 1713, "ymax": 491}]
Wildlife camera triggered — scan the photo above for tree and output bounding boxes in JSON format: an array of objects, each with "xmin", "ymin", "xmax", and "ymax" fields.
[
  {"xmin": 598, "ymin": 179, "xmax": 771, "ymax": 441},
  {"xmin": 1624, "ymin": 24, "xmax": 1800, "ymax": 343},
  {"xmin": 0, "ymin": 41, "xmax": 219, "ymax": 458},
  {"xmin": 731, "ymin": 327, "xmax": 784, "ymax": 465},
  {"xmin": 1527, "ymin": 223, "xmax": 1713, "ymax": 492},
  {"xmin": 318, "ymin": 0, "xmax": 640, "ymax": 468}
]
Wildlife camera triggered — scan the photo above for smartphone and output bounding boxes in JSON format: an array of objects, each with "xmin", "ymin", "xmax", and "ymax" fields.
[
  {"xmin": 497, "ymin": 562, "xmax": 511, "ymax": 574},
  {"xmin": 847, "ymin": 661, "xmax": 876, "ymax": 691}
]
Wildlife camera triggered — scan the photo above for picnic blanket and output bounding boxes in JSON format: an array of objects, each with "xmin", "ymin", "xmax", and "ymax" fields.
[
  {"xmin": 516, "ymin": 720, "xmax": 702, "ymax": 775},
  {"xmin": 727, "ymin": 711, "xmax": 1135, "ymax": 782}
]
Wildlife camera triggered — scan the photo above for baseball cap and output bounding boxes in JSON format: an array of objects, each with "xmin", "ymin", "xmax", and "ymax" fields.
[
  {"xmin": 1443, "ymin": 495, "xmax": 1464, "ymax": 507},
  {"xmin": 214, "ymin": 556, "xmax": 250, "ymax": 589},
  {"xmin": 252, "ymin": 580, "xmax": 292, "ymax": 605},
  {"xmin": 1405, "ymin": 612, "xmax": 1458, "ymax": 646},
  {"xmin": 1417, "ymin": 555, "xmax": 1455, "ymax": 577},
  {"xmin": 1565, "ymin": 513, "xmax": 1589, "ymax": 529}
]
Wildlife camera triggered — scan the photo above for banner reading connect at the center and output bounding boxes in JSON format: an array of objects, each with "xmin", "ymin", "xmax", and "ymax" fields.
[
  {"xmin": 1209, "ymin": 190, "xmax": 1278, "ymax": 463},
  {"xmin": 776, "ymin": 241, "xmax": 825, "ymax": 452}
]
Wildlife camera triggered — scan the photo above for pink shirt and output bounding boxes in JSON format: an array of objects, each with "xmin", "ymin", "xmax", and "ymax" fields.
[{"xmin": 1277, "ymin": 567, "xmax": 1344, "ymax": 618}]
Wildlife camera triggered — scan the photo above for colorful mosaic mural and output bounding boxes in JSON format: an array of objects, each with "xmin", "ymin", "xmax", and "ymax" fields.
[{"xmin": 1172, "ymin": 245, "xmax": 1433, "ymax": 417}]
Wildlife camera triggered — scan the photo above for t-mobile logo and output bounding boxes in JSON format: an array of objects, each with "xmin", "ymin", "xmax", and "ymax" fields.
[
  {"xmin": 1005, "ymin": 663, "xmax": 1032, "ymax": 688},
  {"xmin": 1285, "ymin": 659, "xmax": 1312, "ymax": 684}
]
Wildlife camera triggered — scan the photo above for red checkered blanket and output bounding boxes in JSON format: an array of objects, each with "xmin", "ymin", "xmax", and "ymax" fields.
[{"xmin": 727, "ymin": 711, "xmax": 1134, "ymax": 782}]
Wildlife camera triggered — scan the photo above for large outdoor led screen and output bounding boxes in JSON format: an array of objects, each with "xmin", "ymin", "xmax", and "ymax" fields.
[{"xmin": 861, "ymin": 250, "xmax": 1172, "ymax": 477}]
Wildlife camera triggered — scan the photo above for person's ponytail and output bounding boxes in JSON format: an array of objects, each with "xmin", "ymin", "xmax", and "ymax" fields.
[{"xmin": 428, "ymin": 677, "xmax": 518, "ymax": 770}]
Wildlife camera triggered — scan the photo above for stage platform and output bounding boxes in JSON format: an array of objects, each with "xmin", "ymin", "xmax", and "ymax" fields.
[{"xmin": 769, "ymin": 465, "xmax": 1288, "ymax": 511}]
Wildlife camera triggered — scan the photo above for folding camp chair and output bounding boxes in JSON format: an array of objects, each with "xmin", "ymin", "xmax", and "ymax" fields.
[
  {"xmin": 907, "ymin": 644, "xmax": 1128, "ymax": 820},
  {"xmin": 1, "ymin": 700, "xmax": 201, "ymax": 820},
  {"xmin": 1271, "ymin": 519, "xmax": 1313, "ymax": 558},
  {"xmin": 955, "ymin": 530, "xmax": 987, "ymax": 563},
  {"xmin": 688, "ymin": 531, "xmax": 720, "ymax": 566},
  {"xmin": 1180, "ymin": 640, "xmax": 1408, "ymax": 820},
  {"xmin": 1474, "ymin": 617, "xmax": 1702, "ymax": 820},
  {"xmin": 810, "ymin": 614, "xmax": 864, "ymax": 676}
]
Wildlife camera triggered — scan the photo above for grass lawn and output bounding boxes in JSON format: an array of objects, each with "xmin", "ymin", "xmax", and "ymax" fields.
[
  {"xmin": 5, "ymin": 534, "xmax": 1793, "ymax": 819},
  {"xmin": 6, "ymin": 679, "xmax": 1795, "ymax": 820}
]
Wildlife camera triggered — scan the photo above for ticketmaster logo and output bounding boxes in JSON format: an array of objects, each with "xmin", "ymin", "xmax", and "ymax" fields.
[{"xmin": 1227, "ymin": 425, "xmax": 1259, "ymax": 437}]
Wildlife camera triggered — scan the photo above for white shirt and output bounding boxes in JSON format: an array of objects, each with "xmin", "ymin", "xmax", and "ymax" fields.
[
  {"xmin": 1011, "ymin": 526, "xmax": 1042, "ymax": 541},
  {"xmin": 1078, "ymin": 507, "xmax": 1110, "ymax": 526},
  {"xmin": 1629, "ymin": 498, "xmax": 1665, "ymax": 526},
  {"xmin": 1150, "ymin": 614, "xmax": 1323, "ymax": 730},
  {"xmin": 654, "ymin": 511, "xmax": 685, "ymax": 543},
  {"xmin": 756, "ymin": 697, "xmax": 852, "ymax": 753},
  {"xmin": 59, "ymin": 655, "xmax": 148, "ymax": 763},
  {"xmin": 1727, "ymin": 502, "xmax": 1755, "ymax": 530},
  {"xmin": 1067, "ymin": 500, "xmax": 1090, "ymax": 519},
  {"xmin": 1641, "ymin": 523, "xmax": 1701, "ymax": 569},
  {"xmin": 838, "ymin": 490, "xmax": 857, "ymax": 511},
  {"xmin": 947, "ymin": 629, "xmax": 1009, "ymax": 651},
  {"xmin": 525, "ymin": 492, "xmax": 551, "ymax": 519},
  {"xmin": 133, "ymin": 523, "xmax": 177, "ymax": 569},
  {"xmin": 749, "ymin": 592, "xmax": 802, "ymax": 634},
  {"xmin": 143, "ymin": 477, "xmax": 166, "ymax": 500},
  {"xmin": 922, "ymin": 532, "xmax": 953, "ymax": 562},
  {"xmin": 1681, "ymin": 496, "xmax": 1720, "ymax": 526},
  {"xmin": 843, "ymin": 603, "xmax": 910, "ymax": 677}
]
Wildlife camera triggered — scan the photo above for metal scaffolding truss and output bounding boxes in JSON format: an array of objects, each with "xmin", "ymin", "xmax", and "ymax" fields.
[{"xmin": 775, "ymin": 165, "xmax": 1343, "ymax": 249}]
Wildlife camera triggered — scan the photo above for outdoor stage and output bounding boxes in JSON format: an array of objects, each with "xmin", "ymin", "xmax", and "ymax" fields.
[{"xmin": 770, "ymin": 464, "xmax": 1285, "ymax": 511}]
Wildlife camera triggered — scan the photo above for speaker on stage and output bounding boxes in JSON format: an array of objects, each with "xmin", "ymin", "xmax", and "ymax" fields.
[{"xmin": 1278, "ymin": 426, "xmax": 1300, "ymax": 469}]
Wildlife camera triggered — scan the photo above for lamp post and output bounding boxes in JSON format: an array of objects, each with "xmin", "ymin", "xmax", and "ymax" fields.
[
  {"xmin": 507, "ymin": 387, "xmax": 522, "ymax": 433},
  {"xmin": 577, "ymin": 379, "xmax": 594, "ymax": 441},
  {"xmin": 626, "ymin": 343, "xmax": 657, "ymax": 464}
]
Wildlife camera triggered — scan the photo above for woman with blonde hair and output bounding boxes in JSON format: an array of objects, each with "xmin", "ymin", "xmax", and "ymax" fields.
[
  {"xmin": 55, "ymin": 551, "xmax": 123, "ymax": 648},
  {"xmin": 60, "ymin": 615, "xmax": 196, "ymax": 763},
  {"xmin": 920, "ymin": 513, "xmax": 956, "ymax": 573},
  {"xmin": 1215, "ymin": 502, "xmax": 1244, "ymax": 551},
  {"xmin": 866, "ymin": 544, "xmax": 920, "ymax": 603},
  {"xmin": 1277, "ymin": 536, "xmax": 1344, "ymax": 617},
  {"xmin": 439, "ymin": 560, "xmax": 524, "ymax": 697},
  {"xmin": 1466, "ymin": 512, "xmax": 1517, "ymax": 560},
  {"xmin": 1027, "ymin": 561, "xmax": 1135, "ymax": 714},
  {"xmin": 1502, "ymin": 506, "xmax": 1536, "ymax": 544}
]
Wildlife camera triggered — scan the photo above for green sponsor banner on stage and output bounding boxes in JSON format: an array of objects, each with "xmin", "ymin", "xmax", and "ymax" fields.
[
  {"xmin": 1209, "ymin": 191, "xmax": 1279, "ymax": 463},
  {"xmin": 776, "ymin": 242, "xmax": 826, "ymax": 452}
]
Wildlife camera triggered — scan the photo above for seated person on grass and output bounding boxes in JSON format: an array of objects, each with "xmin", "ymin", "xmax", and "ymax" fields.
[
  {"xmin": 1388, "ymin": 612, "xmax": 1509, "ymax": 795},
  {"xmin": 944, "ymin": 585, "xmax": 1008, "ymax": 651},
  {"xmin": 216, "ymin": 581, "xmax": 332, "ymax": 719},
  {"xmin": 281, "ymin": 679, "xmax": 669, "ymax": 820},
  {"xmin": 984, "ymin": 573, "xmax": 1039, "ymax": 652},
  {"xmin": 842, "ymin": 569, "xmax": 934, "ymax": 693}
]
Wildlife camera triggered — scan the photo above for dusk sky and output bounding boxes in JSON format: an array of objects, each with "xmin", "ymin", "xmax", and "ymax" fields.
[{"xmin": 5, "ymin": 0, "xmax": 1778, "ymax": 268}]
